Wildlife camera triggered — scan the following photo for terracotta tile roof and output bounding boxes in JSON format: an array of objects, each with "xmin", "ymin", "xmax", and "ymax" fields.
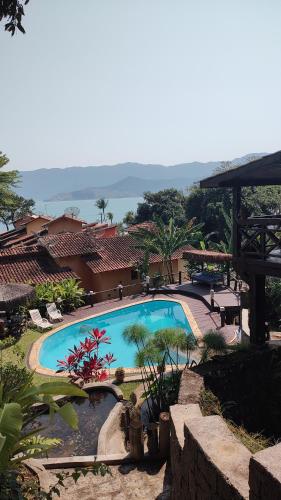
[
  {"xmin": 127, "ymin": 222, "xmax": 156, "ymax": 233},
  {"xmin": 39, "ymin": 231, "xmax": 99, "ymax": 258},
  {"xmin": 0, "ymin": 246, "xmax": 76, "ymax": 284},
  {"xmin": 40, "ymin": 231, "xmax": 189, "ymax": 274},
  {"xmin": 183, "ymin": 248, "xmax": 232, "ymax": 263},
  {"xmin": 83, "ymin": 235, "xmax": 190, "ymax": 274},
  {"xmin": 43, "ymin": 214, "xmax": 85, "ymax": 227}
]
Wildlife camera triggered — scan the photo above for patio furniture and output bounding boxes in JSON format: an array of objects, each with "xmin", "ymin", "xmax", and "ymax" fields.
[
  {"xmin": 29, "ymin": 309, "xmax": 52, "ymax": 331},
  {"xmin": 191, "ymin": 271, "xmax": 224, "ymax": 287},
  {"xmin": 46, "ymin": 302, "xmax": 63, "ymax": 322}
]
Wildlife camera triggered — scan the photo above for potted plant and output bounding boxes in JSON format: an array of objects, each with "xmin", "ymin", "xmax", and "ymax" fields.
[{"xmin": 115, "ymin": 367, "xmax": 125, "ymax": 384}]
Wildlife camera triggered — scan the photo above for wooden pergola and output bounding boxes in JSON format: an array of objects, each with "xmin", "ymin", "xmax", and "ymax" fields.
[
  {"xmin": 183, "ymin": 248, "xmax": 232, "ymax": 285},
  {"xmin": 200, "ymin": 150, "xmax": 281, "ymax": 344}
]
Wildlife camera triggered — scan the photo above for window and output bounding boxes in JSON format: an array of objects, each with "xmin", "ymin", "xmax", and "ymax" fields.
[{"xmin": 131, "ymin": 269, "xmax": 138, "ymax": 281}]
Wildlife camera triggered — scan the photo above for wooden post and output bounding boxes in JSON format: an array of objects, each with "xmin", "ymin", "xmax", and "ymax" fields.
[
  {"xmin": 210, "ymin": 289, "xmax": 215, "ymax": 310},
  {"xmin": 179, "ymin": 271, "xmax": 182, "ymax": 285},
  {"xmin": 248, "ymin": 273, "xmax": 266, "ymax": 345},
  {"xmin": 232, "ymin": 186, "xmax": 241, "ymax": 257},
  {"xmin": 147, "ymin": 422, "xmax": 159, "ymax": 456},
  {"xmin": 129, "ymin": 421, "xmax": 144, "ymax": 459},
  {"xmin": 226, "ymin": 262, "xmax": 230, "ymax": 287},
  {"xmin": 220, "ymin": 307, "xmax": 226, "ymax": 327},
  {"xmin": 159, "ymin": 412, "xmax": 170, "ymax": 458}
]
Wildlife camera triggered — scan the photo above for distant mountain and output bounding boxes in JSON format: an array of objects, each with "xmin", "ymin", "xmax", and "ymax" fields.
[
  {"xmin": 47, "ymin": 176, "xmax": 195, "ymax": 201},
  {"xmin": 15, "ymin": 154, "xmax": 265, "ymax": 201}
]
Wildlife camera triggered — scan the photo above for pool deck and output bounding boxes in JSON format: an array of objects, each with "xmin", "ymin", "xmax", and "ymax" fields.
[
  {"xmin": 162, "ymin": 281, "xmax": 240, "ymax": 309},
  {"xmin": 58, "ymin": 291, "xmax": 237, "ymax": 344}
]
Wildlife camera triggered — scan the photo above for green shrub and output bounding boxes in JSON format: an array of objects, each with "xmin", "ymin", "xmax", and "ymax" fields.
[
  {"xmin": 0, "ymin": 363, "xmax": 33, "ymax": 397},
  {"xmin": 33, "ymin": 279, "xmax": 85, "ymax": 313}
]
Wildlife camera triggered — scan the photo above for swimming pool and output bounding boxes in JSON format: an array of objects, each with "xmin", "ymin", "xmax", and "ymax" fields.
[{"xmin": 39, "ymin": 299, "xmax": 193, "ymax": 370}]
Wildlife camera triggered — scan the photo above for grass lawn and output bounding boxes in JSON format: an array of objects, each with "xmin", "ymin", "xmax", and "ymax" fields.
[{"xmin": 1, "ymin": 328, "xmax": 140, "ymax": 397}]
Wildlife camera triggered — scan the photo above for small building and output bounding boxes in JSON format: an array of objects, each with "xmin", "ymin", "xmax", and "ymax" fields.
[
  {"xmin": 43, "ymin": 214, "xmax": 85, "ymax": 234},
  {"xmin": 39, "ymin": 231, "xmax": 187, "ymax": 300}
]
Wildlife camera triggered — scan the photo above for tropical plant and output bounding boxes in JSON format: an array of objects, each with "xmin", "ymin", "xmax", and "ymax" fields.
[
  {"xmin": 34, "ymin": 279, "xmax": 84, "ymax": 313},
  {"xmin": 123, "ymin": 210, "xmax": 135, "ymax": 226},
  {"xmin": 107, "ymin": 212, "xmax": 114, "ymax": 224},
  {"xmin": 133, "ymin": 217, "xmax": 203, "ymax": 283},
  {"xmin": 123, "ymin": 324, "xmax": 196, "ymax": 419},
  {"xmin": 134, "ymin": 249, "xmax": 150, "ymax": 280},
  {"xmin": 57, "ymin": 327, "xmax": 116, "ymax": 384},
  {"xmin": 200, "ymin": 330, "xmax": 227, "ymax": 363},
  {"xmin": 0, "ymin": 372, "xmax": 87, "ymax": 473},
  {"xmin": 95, "ymin": 198, "xmax": 108, "ymax": 222}
]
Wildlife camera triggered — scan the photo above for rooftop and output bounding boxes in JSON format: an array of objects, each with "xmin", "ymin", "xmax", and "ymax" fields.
[
  {"xmin": 183, "ymin": 248, "xmax": 232, "ymax": 263},
  {"xmin": 200, "ymin": 151, "xmax": 281, "ymax": 188},
  {"xmin": 39, "ymin": 231, "xmax": 98, "ymax": 258},
  {"xmin": 0, "ymin": 246, "xmax": 76, "ymax": 284}
]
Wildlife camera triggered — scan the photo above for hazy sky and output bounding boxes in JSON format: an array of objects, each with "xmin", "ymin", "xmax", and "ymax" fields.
[{"xmin": 1, "ymin": 0, "xmax": 281, "ymax": 171}]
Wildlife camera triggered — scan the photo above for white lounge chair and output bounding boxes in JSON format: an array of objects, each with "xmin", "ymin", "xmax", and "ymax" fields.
[
  {"xmin": 46, "ymin": 302, "xmax": 63, "ymax": 322},
  {"xmin": 29, "ymin": 309, "xmax": 52, "ymax": 331}
]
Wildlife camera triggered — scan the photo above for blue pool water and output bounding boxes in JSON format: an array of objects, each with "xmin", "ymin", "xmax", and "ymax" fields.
[{"xmin": 39, "ymin": 300, "xmax": 193, "ymax": 370}]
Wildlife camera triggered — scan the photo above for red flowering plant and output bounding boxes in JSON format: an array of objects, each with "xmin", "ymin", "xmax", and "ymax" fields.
[{"xmin": 57, "ymin": 328, "xmax": 116, "ymax": 385}]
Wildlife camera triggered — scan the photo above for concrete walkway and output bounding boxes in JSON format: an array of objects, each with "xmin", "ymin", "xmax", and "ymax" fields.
[{"xmin": 50, "ymin": 461, "xmax": 171, "ymax": 500}]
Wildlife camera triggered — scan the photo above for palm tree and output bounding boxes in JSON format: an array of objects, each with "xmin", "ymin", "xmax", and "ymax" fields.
[
  {"xmin": 133, "ymin": 217, "xmax": 203, "ymax": 283},
  {"xmin": 107, "ymin": 212, "xmax": 114, "ymax": 224},
  {"xmin": 95, "ymin": 198, "xmax": 108, "ymax": 222},
  {"xmin": 123, "ymin": 210, "xmax": 135, "ymax": 226}
]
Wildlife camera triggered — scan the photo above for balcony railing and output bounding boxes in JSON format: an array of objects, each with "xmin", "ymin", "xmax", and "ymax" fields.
[{"xmin": 236, "ymin": 215, "xmax": 281, "ymax": 261}]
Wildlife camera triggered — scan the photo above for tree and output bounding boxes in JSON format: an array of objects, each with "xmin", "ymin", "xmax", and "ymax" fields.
[
  {"xmin": 95, "ymin": 198, "xmax": 108, "ymax": 222},
  {"xmin": 123, "ymin": 210, "xmax": 135, "ymax": 226},
  {"xmin": 0, "ymin": 0, "xmax": 29, "ymax": 35},
  {"xmin": 133, "ymin": 217, "xmax": 203, "ymax": 283},
  {"xmin": 0, "ymin": 152, "xmax": 35, "ymax": 230},
  {"xmin": 185, "ymin": 160, "xmax": 281, "ymax": 243},
  {"xmin": 107, "ymin": 212, "xmax": 114, "ymax": 224},
  {"xmin": 135, "ymin": 188, "xmax": 186, "ymax": 226},
  {"xmin": 0, "ymin": 192, "xmax": 34, "ymax": 230},
  {"xmin": 0, "ymin": 152, "xmax": 18, "ymax": 192}
]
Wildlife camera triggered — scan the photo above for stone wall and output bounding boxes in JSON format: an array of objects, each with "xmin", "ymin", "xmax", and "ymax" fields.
[
  {"xmin": 170, "ymin": 368, "xmax": 281, "ymax": 500},
  {"xmin": 170, "ymin": 404, "xmax": 251, "ymax": 499},
  {"xmin": 249, "ymin": 443, "xmax": 281, "ymax": 500}
]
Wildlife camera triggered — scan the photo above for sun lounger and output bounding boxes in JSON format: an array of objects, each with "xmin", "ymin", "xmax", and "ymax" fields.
[
  {"xmin": 46, "ymin": 302, "xmax": 63, "ymax": 322},
  {"xmin": 29, "ymin": 309, "xmax": 52, "ymax": 331}
]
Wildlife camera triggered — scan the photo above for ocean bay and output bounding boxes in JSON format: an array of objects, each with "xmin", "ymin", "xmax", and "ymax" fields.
[{"xmin": 35, "ymin": 197, "xmax": 142, "ymax": 224}]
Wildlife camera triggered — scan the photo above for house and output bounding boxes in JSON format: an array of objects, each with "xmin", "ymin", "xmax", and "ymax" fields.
[
  {"xmin": 0, "ymin": 214, "xmax": 52, "ymax": 249},
  {"xmin": 38, "ymin": 231, "xmax": 188, "ymax": 301},
  {"xmin": 24, "ymin": 215, "xmax": 53, "ymax": 235},
  {"xmin": 43, "ymin": 214, "xmax": 85, "ymax": 234}
]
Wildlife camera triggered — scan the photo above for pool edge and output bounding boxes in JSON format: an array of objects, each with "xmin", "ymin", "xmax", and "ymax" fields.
[{"xmin": 28, "ymin": 297, "xmax": 202, "ymax": 377}]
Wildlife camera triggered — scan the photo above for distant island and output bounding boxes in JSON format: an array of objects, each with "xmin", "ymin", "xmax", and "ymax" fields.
[{"xmin": 15, "ymin": 155, "xmax": 263, "ymax": 201}]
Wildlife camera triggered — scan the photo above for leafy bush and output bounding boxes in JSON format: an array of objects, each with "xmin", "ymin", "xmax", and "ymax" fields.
[
  {"xmin": 34, "ymin": 278, "xmax": 85, "ymax": 313},
  {"xmin": 0, "ymin": 363, "xmax": 32, "ymax": 397},
  {"xmin": 57, "ymin": 328, "xmax": 116, "ymax": 384}
]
